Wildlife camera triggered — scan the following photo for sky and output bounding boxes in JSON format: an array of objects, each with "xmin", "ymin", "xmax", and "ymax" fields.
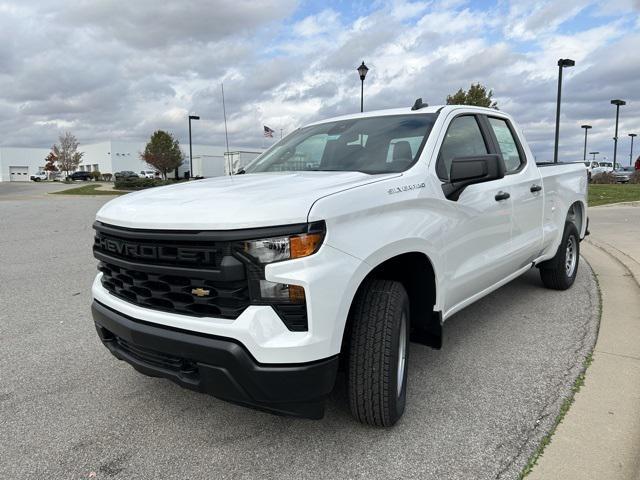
[{"xmin": 0, "ymin": 0, "xmax": 639, "ymax": 163}]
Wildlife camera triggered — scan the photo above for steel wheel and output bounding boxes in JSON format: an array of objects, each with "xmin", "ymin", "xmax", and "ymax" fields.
[{"xmin": 565, "ymin": 235, "xmax": 577, "ymax": 277}]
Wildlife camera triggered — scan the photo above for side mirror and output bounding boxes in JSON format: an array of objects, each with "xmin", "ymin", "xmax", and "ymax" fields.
[{"xmin": 442, "ymin": 154, "xmax": 505, "ymax": 201}]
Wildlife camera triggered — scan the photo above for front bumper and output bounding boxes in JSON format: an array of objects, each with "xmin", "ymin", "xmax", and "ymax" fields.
[
  {"xmin": 92, "ymin": 241, "xmax": 364, "ymax": 364},
  {"xmin": 92, "ymin": 300, "xmax": 339, "ymax": 419}
]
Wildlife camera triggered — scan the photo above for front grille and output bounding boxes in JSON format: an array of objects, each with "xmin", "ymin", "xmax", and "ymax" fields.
[
  {"xmin": 98, "ymin": 261, "xmax": 250, "ymax": 318},
  {"xmin": 94, "ymin": 223, "xmax": 250, "ymax": 319},
  {"xmin": 93, "ymin": 222, "xmax": 309, "ymax": 331}
]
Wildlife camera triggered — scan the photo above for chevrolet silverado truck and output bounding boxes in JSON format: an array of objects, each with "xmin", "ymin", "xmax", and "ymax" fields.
[{"xmin": 91, "ymin": 103, "xmax": 588, "ymax": 426}]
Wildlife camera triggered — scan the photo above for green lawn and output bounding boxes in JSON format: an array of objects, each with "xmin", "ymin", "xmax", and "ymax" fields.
[
  {"xmin": 50, "ymin": 184, "xmax": 127, "ymax": 196},
  {"xmin": 588, "ymin": 184, "xmax": 640, "ymax": 207}
]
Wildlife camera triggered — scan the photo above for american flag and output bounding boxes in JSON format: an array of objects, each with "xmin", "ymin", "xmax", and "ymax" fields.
[{"xmin": 263, "ymin": 125, "xmax": 275, "ymax": 138}]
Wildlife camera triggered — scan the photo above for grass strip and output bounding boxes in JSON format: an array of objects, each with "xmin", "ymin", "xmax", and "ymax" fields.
[{"xmin": 50, "ymin": 184, "xmax": 127, "ymax": 196}]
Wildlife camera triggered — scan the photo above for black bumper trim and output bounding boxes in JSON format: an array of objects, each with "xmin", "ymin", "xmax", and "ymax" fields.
[{"xmin": 91, "ymin": 300, "xmax": 338, "ymax": 419}]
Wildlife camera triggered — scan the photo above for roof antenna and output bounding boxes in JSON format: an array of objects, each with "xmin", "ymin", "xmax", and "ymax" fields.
[{"xmin": 411, "ymin": 98, "xmax": 428, "ymax": 110}]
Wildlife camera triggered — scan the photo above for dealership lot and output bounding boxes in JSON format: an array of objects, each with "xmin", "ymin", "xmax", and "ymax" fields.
[{"xmin": 0, "ymin": 183, "xmax": 599, "ymax": 480}]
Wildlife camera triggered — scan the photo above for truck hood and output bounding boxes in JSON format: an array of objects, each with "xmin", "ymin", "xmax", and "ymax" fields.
[{"xmin": 96, "ymin": 171, "xmax": 397, "ymax": 230}]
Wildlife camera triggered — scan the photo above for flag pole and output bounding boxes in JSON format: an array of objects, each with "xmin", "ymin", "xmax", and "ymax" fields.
[{"xmin": 221, "ymin": 83, "xmax": 231, "ymax": 175}]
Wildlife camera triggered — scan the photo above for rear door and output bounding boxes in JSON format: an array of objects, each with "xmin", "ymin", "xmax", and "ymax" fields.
[
  {"xmin": 484, "ymin": 115, "xmax": 544, "ymax": 267},
  {"xmin": 435, "ymin": 114, "xmax": 515, "ymax": 314}
]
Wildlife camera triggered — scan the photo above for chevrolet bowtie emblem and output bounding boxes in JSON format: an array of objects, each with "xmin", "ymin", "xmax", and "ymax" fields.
[{"xmin": 191, "ymin": 288, "xmax": 211, "ymax": 297}]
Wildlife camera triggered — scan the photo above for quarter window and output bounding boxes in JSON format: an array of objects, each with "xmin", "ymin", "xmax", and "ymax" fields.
[
  {"xmin": 487, "ymin": 117, "xmax": 524, "ymax": 173},
  {"xmin": 436, "ymin": 116, "xmax": 488, "ymax": 181}
]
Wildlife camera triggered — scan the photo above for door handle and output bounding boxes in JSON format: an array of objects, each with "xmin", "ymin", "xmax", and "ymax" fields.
[
  {"xmin": 495, "ymin": 191, "xmax": 510, "ymax": 201},
  {"xmin": 530, "ymin": 184, "xmax": 542, "ymax": 193}
]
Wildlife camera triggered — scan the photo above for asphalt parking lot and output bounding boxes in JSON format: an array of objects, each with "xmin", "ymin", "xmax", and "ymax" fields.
[{"xmin": 0, "ymin": 183, "xmax": 599, "ymax": 480}]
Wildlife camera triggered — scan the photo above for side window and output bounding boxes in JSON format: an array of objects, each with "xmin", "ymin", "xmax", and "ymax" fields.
[
  {"xmin": 487, "ymin": 117, "xmax": 524, "ymax": 173},
  {"xmin": 436, "ymin": 115, "xmax": 488, "ymax": 181}
]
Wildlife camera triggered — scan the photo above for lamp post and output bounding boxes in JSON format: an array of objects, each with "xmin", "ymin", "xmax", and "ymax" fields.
[
  {"xmin": 188, "ymin": 115, "xmax": 200, "ymax": 178},
  {"xmin": 581, "ymin": 124, "xmax": 592, "ymax": 161},
  {"xmin": 589, "ymin": 151, "xmax": 599, "ymax": 162},
  {"xmin": 357, "ymin": 61, "xmax": 369, "ymax": 113},
  {"xmin": 610, "ymin": 99, "xmax": 625, "ymax": 170},
  {"xmin": 629, "ymin": 133, "xmax": 637, "ymax": 166},
  {"xmin": 553, "ymin": 59, "xmax": 575, "ymax": 163}
]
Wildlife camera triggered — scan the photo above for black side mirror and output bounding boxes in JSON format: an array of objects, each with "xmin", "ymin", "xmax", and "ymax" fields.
[{"xmin": 442, "ymin": 154, "xmax": 505, "ymax": 201}]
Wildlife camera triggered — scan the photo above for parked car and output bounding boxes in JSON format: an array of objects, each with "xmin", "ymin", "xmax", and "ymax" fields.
[
  {"xmin": 91, "ymin": 103, "xmax": 588, "ymax": 426},
  {"xmin": 30, "ymin": 171, "xmax": 48, "ymax": 182},
  {"xmin": 114, "ymin": 171, "xmax": 140, "ymax": 179},
  {"xmin": 591, "ymin": 161, "xmax": 614, "ymax": 176},
  {"xmin": 139, "ymin": 170, "xmax": 158, "ymax": 179},
  {"xmin": 67, "ymin": 171, "xmax": 92, "ymax": 181},
  {"xmin": 580, "ymin": 160, "xmax": 599, "ymax": 180},
  {"xmin": 612, "ymin": 166, "xmax": 635, "ymax": 183},
  {"xmin": 583, "ymin": 160, "xmax": 599, "ymax": 170}
]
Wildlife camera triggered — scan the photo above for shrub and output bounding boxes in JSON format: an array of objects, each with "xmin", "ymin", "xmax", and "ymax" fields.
[
  {"xmin": 102, "ymin": 173, "xmax": 113, "ymax": 182},
  {"xmin": 629, "ymin": 171, "xmax": 640, "ymax": 184},
  {"xmin": 90, "ymin": 170, "xmax": 101, "ymax": 181},
  {"xmin": 591, "ymin": 172, "xmax": 617, "ymax": 184},
  {"xmin": 114, "ymin": 177, "xmax": 184, "ymax": 190}
]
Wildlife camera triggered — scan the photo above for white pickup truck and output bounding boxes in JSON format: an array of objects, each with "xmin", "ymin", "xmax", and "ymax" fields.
[{"xmin": 91, "ymin": 103, "xmax": 588, "ymax": 426}]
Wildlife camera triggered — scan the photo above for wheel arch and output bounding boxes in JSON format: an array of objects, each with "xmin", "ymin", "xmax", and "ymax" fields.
[
  {"xmin": 567, "ymin": 200, "xmax": 586, "ymax": 238},
  {"xmin": 340, "ymin": 250, "xmax": 442, "ymax": 357}
]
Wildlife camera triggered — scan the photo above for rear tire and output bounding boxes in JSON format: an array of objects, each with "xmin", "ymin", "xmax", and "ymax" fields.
[
  {"xmin": 348, "ymin": 279, "xmax": 410, "ymax": 427},
  {"xmin": 539, "ymin": 222, "xmax": 580, "ymax": 290}
]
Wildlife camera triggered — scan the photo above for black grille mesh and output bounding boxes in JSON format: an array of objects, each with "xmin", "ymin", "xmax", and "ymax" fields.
[{"xmin": 99, "ymin": 262, "xmax": 250, "ymax": 318}]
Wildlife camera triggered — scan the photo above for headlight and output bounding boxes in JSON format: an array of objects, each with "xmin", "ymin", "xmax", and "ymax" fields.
[
  {"xmin": 239, "ymin": 222, "xmax": 325, "ymax": 331},
  {"xmin": 244, "ymin": 231, "xmax": 324, "ymax": 264}
]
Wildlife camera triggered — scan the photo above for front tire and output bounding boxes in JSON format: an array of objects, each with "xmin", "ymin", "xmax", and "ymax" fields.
[
  {"xmin": 348, "ymin": 279, "xmax": 410, "ymax": 427},
  {"xmin": 539, "ymin": 222, "xmax": 580, "ymax": 290}
]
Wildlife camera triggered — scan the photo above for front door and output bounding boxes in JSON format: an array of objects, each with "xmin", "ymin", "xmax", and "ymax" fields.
[{"xmin": 434, "ymin": 114, "xmax": 514, "ymax": 315}]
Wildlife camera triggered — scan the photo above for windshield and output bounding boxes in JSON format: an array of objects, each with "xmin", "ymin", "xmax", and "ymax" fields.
[{"xmin": 244, "ymin": 114, "xmax": 437, "ymax": 174}]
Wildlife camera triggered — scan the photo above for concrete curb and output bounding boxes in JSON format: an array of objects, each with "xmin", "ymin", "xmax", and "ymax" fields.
[
  {"xmin": 527, "ymin": 240, "xmax": 640, "ymax": 479},
  {"xmin": 590, "ymin": 200, "xmax": 640, "ymax": 208}
]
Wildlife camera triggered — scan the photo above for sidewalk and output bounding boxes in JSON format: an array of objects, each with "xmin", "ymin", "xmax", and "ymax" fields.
[{"xmin": 528, "ymin": 204, "xmax": 640, "ymax": 480}]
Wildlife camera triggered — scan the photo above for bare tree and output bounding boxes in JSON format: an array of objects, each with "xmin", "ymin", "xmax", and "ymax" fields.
[{"xmin": 52, "ymin": 132, "xmax": 84, "ymax": 177}]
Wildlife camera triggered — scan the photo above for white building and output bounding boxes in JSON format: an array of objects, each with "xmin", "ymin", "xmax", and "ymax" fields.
[{"xmin": 0, "ymin": 140, "xmax": 261, "ymax": 181}]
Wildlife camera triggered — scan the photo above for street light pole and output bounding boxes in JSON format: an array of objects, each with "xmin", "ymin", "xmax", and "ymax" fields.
[
  {"xmin": 357, "ymin": 61, "xmax": 369, "ymax": 113},
  {"xmin": 188, "ymin": 115, "xmax": 200, "ymax": 178},
  {"xmin": 553, "ymin": 59, "xmax": 575, "ymax": 163},
  {"xmin": 581, "ymin": 125, "xmax": 592, "ymax": 161},
  {"xmin": 611, "ymin": 99, "xmax": 625, "ymax": 170},
  {"xmin": 589, "ymin": 151, "xmax": 599, "ymax": 162},
  {"xmin": 629, "ymin": 133, "xmax": 637, "ymax": 167}
]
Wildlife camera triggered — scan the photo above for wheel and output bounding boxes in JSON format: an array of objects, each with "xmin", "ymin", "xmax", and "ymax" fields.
[
  {"xmin": 539, "ymin": 222, "xmax": 580, "ymax": 290},
  {"xmin": 348, "ymin": 279, "xmax": 410, "ymax": 427}
]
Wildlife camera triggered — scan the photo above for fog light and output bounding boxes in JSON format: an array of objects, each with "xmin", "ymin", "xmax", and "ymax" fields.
[
  {"xmin": 288, "ymin": 285, "xmax": 305, "ymax": 303},
  {"xmin": 259, "ymin": 280, "xmax": 305, "ymax": 303}
]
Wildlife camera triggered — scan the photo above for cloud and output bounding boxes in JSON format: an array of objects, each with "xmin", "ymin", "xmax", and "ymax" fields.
[
  {"xmin": 292, "ymin": 9, "xmax": 341, "ymax": 37},
  {"xmin": 55, "ymin": 0, "xmax": 298, "ymax": 49},
  {"xmin": 0, "ymin": 0, "xmax": 637, "ymax": 166}
]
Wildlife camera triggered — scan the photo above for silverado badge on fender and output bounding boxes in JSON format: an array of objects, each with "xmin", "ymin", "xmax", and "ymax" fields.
[{"xmin": 387, "ymin": 182, "xmax": 426, "ymax": 195}]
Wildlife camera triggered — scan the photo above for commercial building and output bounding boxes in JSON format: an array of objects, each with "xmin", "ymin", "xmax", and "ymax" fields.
[{"xmin": 0, "ymin": 141, "xmax": 261, "ymax": 181}]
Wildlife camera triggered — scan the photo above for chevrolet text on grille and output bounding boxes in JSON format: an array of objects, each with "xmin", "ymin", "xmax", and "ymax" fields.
[{"xmin": 96, "ymin": 235, "xmax": 216, "ymax": 264}]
